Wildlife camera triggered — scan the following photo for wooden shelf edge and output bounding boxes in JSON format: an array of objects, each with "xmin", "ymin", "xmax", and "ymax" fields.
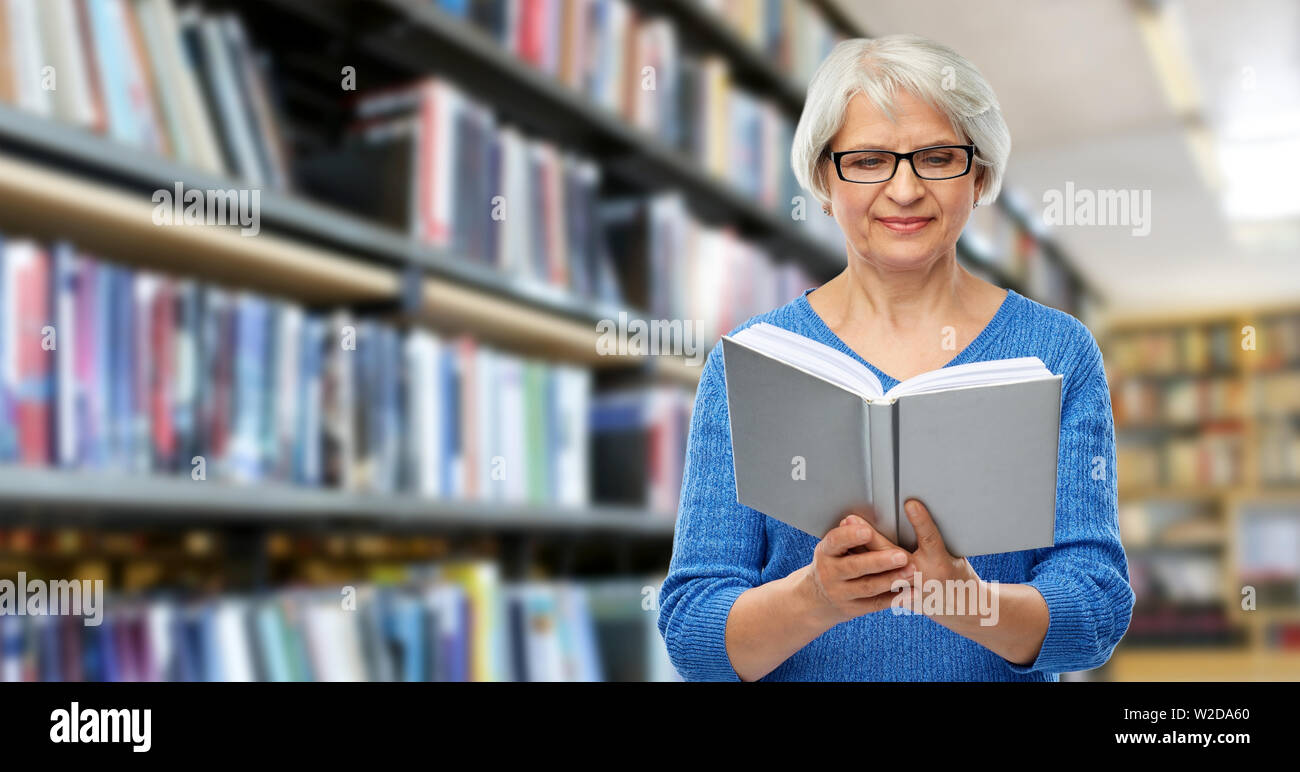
[
  {"xmin": 0, "ymin": 466, "xmax": 676, "ymax": 536},
  {"xmin": 0, "ymin": 151, "xmax": 399, "ymax": 304},
  {"xmin": 419, "ymin": 276, "xmax": 704, "ymax": 385},
  {"xmin": 1106, "ymin": 647, "xmax": 1300, "ymax": 681},
  {"xmin": 0, "ymin": 150, "xmax": 709, "ymax": 377}
]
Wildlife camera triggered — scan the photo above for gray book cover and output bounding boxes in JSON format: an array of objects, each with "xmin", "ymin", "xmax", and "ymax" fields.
[{"xmin": 720, "ymin": 335, "xmax": 1062, "ymax": 557}]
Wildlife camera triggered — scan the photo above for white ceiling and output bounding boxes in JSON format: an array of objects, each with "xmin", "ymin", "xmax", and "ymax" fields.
[{"xmin": 829, "ymin": 0, "xmax": 1300, "ymax": 318}]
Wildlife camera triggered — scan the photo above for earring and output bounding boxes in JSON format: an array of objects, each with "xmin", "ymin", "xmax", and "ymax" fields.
[
  {"xmin": 972, "ymin": 202, "xmax": 978, "ymax": 209},
  {"xmin": 822, "ymin": 205, "xmax": 832, "ymax": 216}
]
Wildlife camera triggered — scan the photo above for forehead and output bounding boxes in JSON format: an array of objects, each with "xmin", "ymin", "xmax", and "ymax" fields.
[{"xmin": 831, "ymin": 90, "xmax": 960, "ymax": 149}]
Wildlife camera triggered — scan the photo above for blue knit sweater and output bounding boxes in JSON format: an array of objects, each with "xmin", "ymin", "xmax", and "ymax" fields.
[{"xmin": 657, "ymin": 286, "xmax": 1135, "ymax": 681}]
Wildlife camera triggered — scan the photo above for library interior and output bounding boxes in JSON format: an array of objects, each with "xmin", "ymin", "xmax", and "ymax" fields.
[{"xmin": 0, "ymin": 0, "xmax": 1296, "ymax": 682}]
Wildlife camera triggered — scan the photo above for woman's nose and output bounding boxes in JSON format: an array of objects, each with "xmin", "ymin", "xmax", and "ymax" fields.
[{"xmin": 884, "ymin": 158, "xmax": 926, "ymax": 206}]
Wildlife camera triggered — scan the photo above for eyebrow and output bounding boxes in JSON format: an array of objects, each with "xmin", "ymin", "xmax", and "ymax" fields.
[{"xmin": 840, "ymin": 139, "xmax": 962, "ymax": 151}]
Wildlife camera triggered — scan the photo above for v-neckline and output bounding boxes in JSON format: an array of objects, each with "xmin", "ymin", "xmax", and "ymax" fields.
[{"xmin": 795, "ymin": 285, "xmax": 1018, "ymax": 389}]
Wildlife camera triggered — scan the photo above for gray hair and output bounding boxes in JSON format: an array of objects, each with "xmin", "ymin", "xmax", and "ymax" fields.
[{"xmin": 791, "ymin": 34, "xmax": 1011, "ymax": 208}]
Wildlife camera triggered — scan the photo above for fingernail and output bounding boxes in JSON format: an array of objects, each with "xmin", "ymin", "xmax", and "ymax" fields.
[
  {"xmin": 840, "ymin": 517, "xmax": 849, "ymax": 527},
  {"xmin": 892, "ymin": 553, "xmax": 906, "ymax": 566}
]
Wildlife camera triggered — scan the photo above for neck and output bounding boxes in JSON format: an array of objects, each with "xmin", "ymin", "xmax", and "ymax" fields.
[{"xmin": 829, "ymin": 249, "xmax": 973, "ymax": 333}]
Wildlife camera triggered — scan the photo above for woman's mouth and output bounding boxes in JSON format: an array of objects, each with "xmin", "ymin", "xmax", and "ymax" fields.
[{"xmin": 877, "ymin": 217, "xmax": 933, "ymax": 234}]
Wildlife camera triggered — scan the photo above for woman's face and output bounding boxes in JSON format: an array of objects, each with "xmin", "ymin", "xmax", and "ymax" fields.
[{"xmin": 824, "ymin": 89, "xmax": 982, "ymax": 271}]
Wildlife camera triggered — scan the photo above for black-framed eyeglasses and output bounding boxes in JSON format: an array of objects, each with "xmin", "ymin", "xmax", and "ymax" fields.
[{"xmin": 829, "ymin": 144, "xmax": 976, "ymax": 184}]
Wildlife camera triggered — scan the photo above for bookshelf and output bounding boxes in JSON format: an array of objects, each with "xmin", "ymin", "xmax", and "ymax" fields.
[
  {"xmin": 0, "ymin": 113, "xmax": 704, "ymax": 379},
  {"xmin": 0, "ymin": 0, "xmax": 1096, "ymax": 682},
  {"xmin": 300, "ymin": 0, "xmax": 845, "ymax": 270},
  {"xmin": 0, "ymin": 466, "xmax": 676, "ymax": 534},
  {"xmin": 630, "ymin": 0, "xmax": 810, "ymax": 114},
  {"xmin": 1099, "ymin": 303, "xmax": 1300, "ymax": 680}
]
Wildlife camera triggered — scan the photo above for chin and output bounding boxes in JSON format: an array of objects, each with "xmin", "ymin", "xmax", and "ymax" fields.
[{"xmin": 852, "ymin": 238, "xmax": 942, "ymax": 269}]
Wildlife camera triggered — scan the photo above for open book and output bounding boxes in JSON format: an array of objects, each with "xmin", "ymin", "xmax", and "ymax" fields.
[{"xmin": 721, "ymin": 323, "xmax": 1062, "ymax": 557}]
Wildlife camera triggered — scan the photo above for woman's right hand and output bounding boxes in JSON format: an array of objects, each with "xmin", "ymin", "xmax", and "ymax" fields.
[{"xmin": 804, "ymin": 509, "xmax": 915, "ymax": 627}]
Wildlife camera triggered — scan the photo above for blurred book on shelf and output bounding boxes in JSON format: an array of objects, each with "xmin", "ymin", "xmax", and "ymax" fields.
[
  {"xmin": 425, "ymin": 0, "xmax": 843, "ymax": 250},
  {"xmin": 961, "ymin": 202, "xmax": 1016, "ymax": 271},
  {"xmin": 1105, "ymin": 306, "xmax": 1300, "ymax": 675},
  {"xmin": 1116, "ymin": 429, "xmax": 1245, "ymax": 492},
  {"xmin": 1123, "ymin": 604, "xmax": 1241, "ymax": 647},
  {"xmin": 298, "ymin": 75, "xmax": 624, "ymax": 307},
  {"xmin": 1107, "ymin": 324, "xmax": 1238, "ymax": 376},
  {"xmin": 1232, "ymin": 502, "xmax": 1300, "ymax": 652},
  {"xmin": 1235, "ymin": 506, "xmax": 1300, "ymax": 600},
  {"xmin": 690, "ymin": 0, "xmax": 846, "ymax": 85},
  {"xmin": 0, "ymin": 558, "xmax": 677, "ymax": 681},
  {"xmin": 1250, "ymin": 313, "xmax": 1300, "ymax": 487},
  {"xmin": 1112, "ymin": 376, "xmax": 1247, "ymax": 427},
  {"xmin": 296, "ymin": 71, "xmax": 827, "ymax": 318},
  {"xmin": 1255, "ymin": 312, "xmax": 1300, "ymax": 371},
  {"xmin": 590, "ymin": 385, "xmax": 693, "ymax": 517},
  {"xmin": 1108, "ymin": 318, "xmax": 1253, "ymax": 494},
  {"xmin": 961, "ymin": 202, "xmax": 1083, "ymax": 313},
  {"xmin": 600, "ymin": 192, "xmax": 816, "ymax": 345},
  {"xmin": 1119, "ymin": 500, "xmax": 1223, "ymax": 548},
  {"xmin": 1124, "ymin": 500, "xmax": 1239, "ymax": 647},
  {"xmin": 0, "ymin": 0, "xmax": 290, "ymax": 187},
  {"xmin": 0, "ymin": 234, "xmax": 616, "ymax": 509}
]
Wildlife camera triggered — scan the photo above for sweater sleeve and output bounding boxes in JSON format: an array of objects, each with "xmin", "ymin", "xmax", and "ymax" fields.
[
  {"xmin": 1003, "ymin": 325, "xmax": 1135, "ymax": 675},
  {"xmin": 657, "ymin": 342, "xmax": 766, "ymax": 682}
]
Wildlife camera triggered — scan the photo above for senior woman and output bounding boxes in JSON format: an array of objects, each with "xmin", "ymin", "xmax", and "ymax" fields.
[{"xmin": 656, "ymin": 34, "xmax": 1134, "ymax": 681}]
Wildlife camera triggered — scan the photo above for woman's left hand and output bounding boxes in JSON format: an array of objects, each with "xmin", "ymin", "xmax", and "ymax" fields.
[{"xmin": 895, "ymin": 498, "xmax": 982, "ymax": 617}]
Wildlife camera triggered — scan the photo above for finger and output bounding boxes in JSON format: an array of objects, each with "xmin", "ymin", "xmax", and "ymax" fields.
[
  {"xmin": 904, "ymin": 499, "xmax": 945, "ymax": 554},
  {"xmin": 836, "ymin": 546, "xmax": 911, "ymax": 581},
  {"xmin": 838, "ymin": 510, "xmax": 887, "ymax": 554},
  {"xmin": 844, "ymin": 586, "xmax": 912, "ymax": 617},
  {"xmin": 840, "ymin": 505, "xmax": 885, "ymax": 532},
  {"xmin": 843, "ymin": 565, "xmax": 916, "ymax": 600},
  {"xmin": 821, "ymin": 522, "xmax": 874, "ymax": 557},
  {"xmin": 822, "ymin": 518, "xmax": 898, "ymax": 558}
]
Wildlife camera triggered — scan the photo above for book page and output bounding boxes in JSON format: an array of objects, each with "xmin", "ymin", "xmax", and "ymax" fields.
[
  {"xmin": 728, "ymin": 323, "xmax": 883, "ymax": 399},
  {"xmin": 884, "ymin": 356, "xmax": 1052, "ymax": 399}
]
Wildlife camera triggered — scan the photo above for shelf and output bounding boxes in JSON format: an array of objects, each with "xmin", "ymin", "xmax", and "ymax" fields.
[
  {"xmin": 956, "ymin": 239, "xmax": 1024, "ymax": 294},
  {"xmin": 0, "ymin": 466, "xmax": 676, "ymax": 537},
  {"xmin": 1236, "ymin": 608, "xmax": 1300, "ymax": 625},
  {"xmin": 1127, "ymin": 540, "xmax": 1224, "ymax": 553},
  {"xmin": 627, "ymin": 0, "xmax": 809, "ymax": 115},
  {"xmin": 262, "ymin": 0, "xmax": 1088, "ymax": 314},
  {"xmin": 295, "ymin": 0, "xmax": 849, "ymax": 277},
  {"xmin": 0, "ymin": 103, "xmax": 632, "ymax": 328},
  {"xmin": 1108, "ymin": 366, "xmax": 1244, "ymax": 382},
  {"xmin": 1116, "ymin": 419, "xmax": 1246, "ymax": 433},
  {"xmin": 414, "ymin": 276, "xmax": 701, "ymax": 382},
  {"xmin": 0, "ymin": 139, "xmax": 701, "ymax": 384},
  {"xmin": 1119, "ymin": 486, "xmax": 1242, "ymax": 500},
  {"xmin": 805, "ymin": 0, "xmax": 871, "ymax": 38},
  {"xmin": 1118, "ymin": 484, "xmax": 1300, "ymax": 504},
  {"xmin": 0, "ymin": 150, "xmax": 397, "ymax": 305},
  {"xmin": 1105, "ymin": 647, "xmax": 1300, "ymax": 680},
  {"xmin": 993, "ymin": 195, "xmax": 1101, "ymax": 302}
]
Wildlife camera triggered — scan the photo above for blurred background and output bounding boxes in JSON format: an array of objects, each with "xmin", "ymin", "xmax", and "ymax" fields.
[{"xmin": 0, "ymin": 0, "xmax": 1294, "ymax": 681}]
